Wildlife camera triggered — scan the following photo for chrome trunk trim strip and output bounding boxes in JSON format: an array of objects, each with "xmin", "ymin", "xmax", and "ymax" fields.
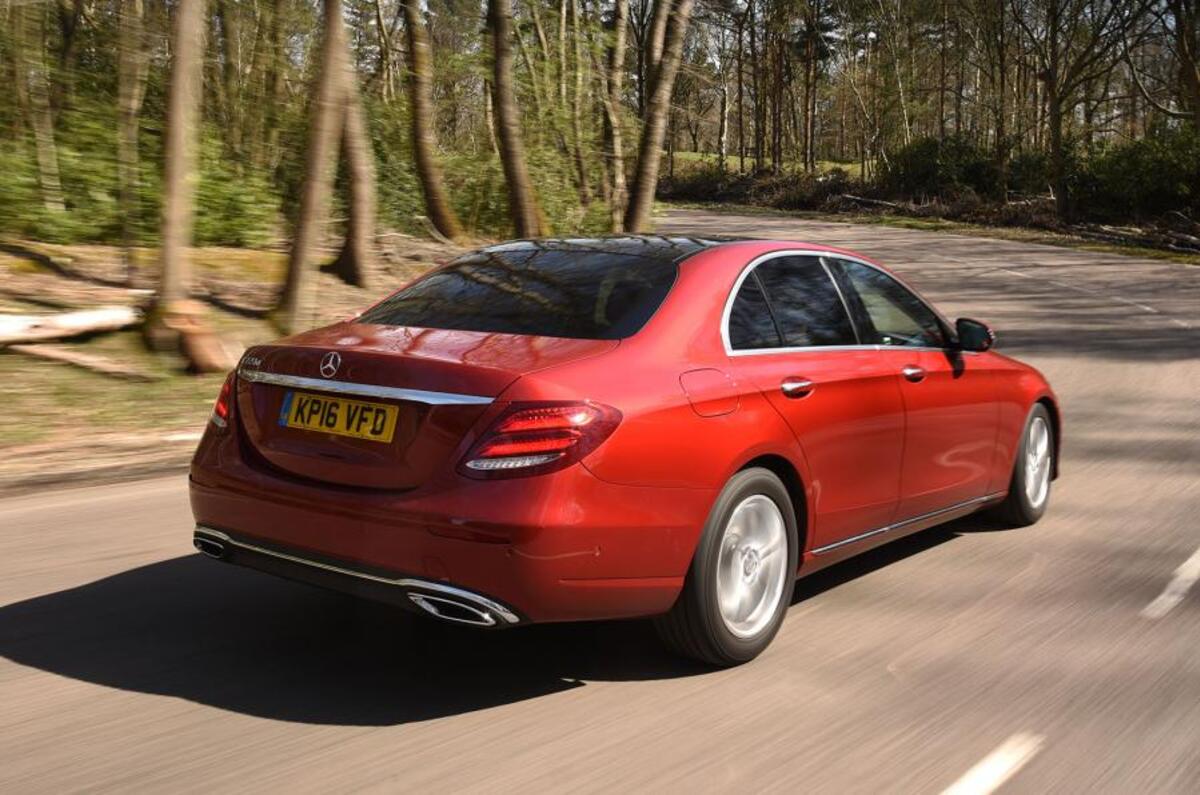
[
  {"xmin": 810, "ymin": 492, "xmax": 1006, "ymax": 555},
  {"xmin": 194, "ymin": 526, "xmax": 520, "ymax": 623},
  {"xmin": 237, "ymin": 367, "xmax": 494, "ymax": 406}
]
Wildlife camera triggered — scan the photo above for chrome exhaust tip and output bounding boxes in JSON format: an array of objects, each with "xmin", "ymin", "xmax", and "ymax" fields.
[
  {"xmin": 194, "ymin": 536, "xmax": 227, "ymax": 560},
  {"xmin": 408, "ymin": 593, "xmax": 499, "ymax": 627}
]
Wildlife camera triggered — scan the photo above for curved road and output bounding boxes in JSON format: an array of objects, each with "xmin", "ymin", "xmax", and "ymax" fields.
[{"xmin": 2, "ymin": 210, "xmax": 1198, "ymax": 792}]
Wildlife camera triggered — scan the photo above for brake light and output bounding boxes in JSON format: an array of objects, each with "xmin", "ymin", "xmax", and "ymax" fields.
[
  {"xmin": 210, "ymin": 372, "xmax": 235, "ymax": 428},
  {"xmin": 459, "ymin": 402, "xmax": 621, "ymax": 479}
]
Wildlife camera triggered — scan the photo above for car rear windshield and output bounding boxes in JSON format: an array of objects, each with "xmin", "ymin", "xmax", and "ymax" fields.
[{"xmin": 358, "ymin": 242, "xmax": 682, "ymax": 340}]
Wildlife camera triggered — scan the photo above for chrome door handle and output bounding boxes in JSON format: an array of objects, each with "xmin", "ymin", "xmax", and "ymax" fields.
[
  {"xmin": 902, "ymin": 365, "xmax": 926, "ymax": 383},
  {"xmin": 781, "ymin": 377, "xmax": 815, "ymax": 398}
]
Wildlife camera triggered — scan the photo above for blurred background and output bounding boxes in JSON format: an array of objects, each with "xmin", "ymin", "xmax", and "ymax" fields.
[
  {"xmin": 1, "ymin": 2, "xmax": 1199, "ymax": 791},
  {"xmin": 3, "ymin": 0, "xmax": 1197, "ymax": 483}
]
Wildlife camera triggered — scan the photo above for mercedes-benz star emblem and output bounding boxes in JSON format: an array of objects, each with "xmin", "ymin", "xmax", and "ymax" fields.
[{"xmin": 319, "ymin": 352, "xmax": 341, "ymax": 379}]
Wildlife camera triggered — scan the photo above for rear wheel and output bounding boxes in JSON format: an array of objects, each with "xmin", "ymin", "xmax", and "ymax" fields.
[
  {"xmin": 655, "ymin": 468, "xmax": 798, "ymax": 667},
  {"xmin": 995, "ymin": 404, "xmax": 1054, "ymax": 527}
]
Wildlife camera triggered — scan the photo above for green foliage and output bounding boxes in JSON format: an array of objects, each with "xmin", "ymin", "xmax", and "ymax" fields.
[
  {"xmin": 883, "ymin": 135, "xmax": 998, "ymax": 199},
  {"xmin": 1078, "ymin": 127, "xmax": 1200, "ymax": 221},
  {"xmin": 0, "ymin": 103, "xmax": 277, "ymax": 247},
  {"xmin": 366, "ymin": 102, "xmax": 425, "ymax": 233},
  {"xmin": 0, "ymin": 141, "xmax": 48, "ymax": 239},
  {"xmin": 1007, "ymin": 150, "xmax": 1051, "ymax": 195},
  {"xmin": 194, "ymin": 136, "xmax": 279, "ymax": 247},
  {"xmin": 660, "ymin": 161, "xmax": 857, "ymax": 212}
]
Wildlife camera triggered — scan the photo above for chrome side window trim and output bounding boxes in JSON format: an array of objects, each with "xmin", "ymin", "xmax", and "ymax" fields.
[
  {"xmin": 809, "ymin": 492, "xmax": 1006, "ymax": 555},
  {"xmin": 720, "ymin": 249, "xmax": 959, "ymax": 357},
  {"xmin": 237, "ymin": 367, "xmax": 494, "ymax": 406}
]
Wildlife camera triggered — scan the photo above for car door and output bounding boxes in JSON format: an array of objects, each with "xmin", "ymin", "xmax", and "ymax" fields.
[
  {"xmin": 827, "ymin": 257, "xmax": 1000, "ymax": 520},
  {"xmin": 725, "ymin": 254, "xmax": 906, "ymax": 551}
]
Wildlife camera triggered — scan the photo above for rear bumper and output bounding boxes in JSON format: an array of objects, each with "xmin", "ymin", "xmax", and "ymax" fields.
[
  {"xmin": 194, "ymin": 526, "xmax": 521, "ymax": 627},
  {"xmin": 188, "ymin": 426, "xmax": 714, "ymax": 623}
]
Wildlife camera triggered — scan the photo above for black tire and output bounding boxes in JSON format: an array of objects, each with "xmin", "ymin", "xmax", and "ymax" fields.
[
  {"xmin": 654, "ymin": 467, "xmax": 799, "ymax": 667},
  {"xmin": 994, "ymin": 403, "xmax": 1054, "ymax": 527}
]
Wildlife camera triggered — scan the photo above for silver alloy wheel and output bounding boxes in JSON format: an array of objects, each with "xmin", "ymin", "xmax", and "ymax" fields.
[
  {"xmin": 715, "ymin": 494, "xmax": 788, "ymax": 638},
  {"xmin": 1025, "ymin": 416, "xmax": 1052, "ymax": 509}
]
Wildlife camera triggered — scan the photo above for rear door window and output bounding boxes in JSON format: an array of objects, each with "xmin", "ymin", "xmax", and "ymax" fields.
[
  {"xmin": 727, "ymin": 275, "xmax": 783, "ymax": 350},
  {"xmin": 753, "ymin": 256, "xmax": 858, "ymax": 347}
]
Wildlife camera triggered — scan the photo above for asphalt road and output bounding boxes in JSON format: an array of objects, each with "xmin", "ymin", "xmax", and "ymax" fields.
[{"xmin": 2, "ymin": 210, "xmax": 1198, "ymax": 793}]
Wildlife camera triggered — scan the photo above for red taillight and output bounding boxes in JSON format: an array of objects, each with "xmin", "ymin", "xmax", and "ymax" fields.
[
  {"xmin": 210, "ymin": 372, "xmax": 235, "ymax": 428},
  {"xmin": 459, "ymin": 402, "xmax": 621, "ymax": 478}
]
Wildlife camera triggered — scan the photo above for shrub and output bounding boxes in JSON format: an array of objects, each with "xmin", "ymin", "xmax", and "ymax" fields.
[
  {"xmin": 1007, "ymin": 150, "xmax": 1051, "ymax": 196},
  {"xmin": 1079, "ymin": 126, "xmax": 1200, "ymax": 222},
  {"xmin": 883, "ymin": 135, "xmax": 998, "ymax": 200}
]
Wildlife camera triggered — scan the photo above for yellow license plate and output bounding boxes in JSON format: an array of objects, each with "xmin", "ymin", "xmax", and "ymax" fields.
[{"xmin": 279, "ymin": 391, "xmax": 398, "ymax": 443}]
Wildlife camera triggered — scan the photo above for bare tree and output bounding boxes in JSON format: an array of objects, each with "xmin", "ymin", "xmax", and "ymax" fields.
[
  {"xmin": 276, "ymin": 0, "xmax": 349, "ymax": 333},
  {"xmin": 326, "ymin": 70, "xmax": 376, "ymax": 288},
  {"xmin": 117, "ymin": 0, "xmax": 150, "ymax": 281},
  {"xmin": 403, "ymin": 0, "xmax": 466, "ymax": 241},
  {"xmin": 624, "ymin": 0, "xmax": 696, "ymax": 232},
  {"xmin": 15, "ymin": 4, "xmax": 65, "ymax": 213},
  {"xmin": 157, "ymin": 0, "xmax": 207, "ymax": 307},
  {"xmin": 569, "ymin": 0, "xmax": 592, "ymax": 206},
  {"xmin": 1013, "ymin": 0, "xmax": 1154, "ymax": 219},
  {"xmin": 488, "ymin": 0, "xmax": 548, "ymax": 237},
  {"xmin": 1125, "ymin": 0, "xmax": 1199, "ymax": 129},
  {"xmin": 603, "ymin": 0, "xmax": 630, "ymax": 230}
]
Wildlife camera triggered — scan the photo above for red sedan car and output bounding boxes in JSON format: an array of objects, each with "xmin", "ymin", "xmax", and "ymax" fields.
[{"xmin": 191, "ymin": 237, "xmax": 1059, "ymax": 665}]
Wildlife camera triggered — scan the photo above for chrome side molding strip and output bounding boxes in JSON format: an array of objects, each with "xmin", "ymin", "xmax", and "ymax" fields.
[
  {"xmin": 194, "ymin": 526, "xmax": 520, "ymax": 624},
  {"xmin": 237, "ymin": 367, "xmax": 494, "ymax": 406},
  {"xmin": 810, "ymin": 492, "xmax": 1006, "ymax": 555}
]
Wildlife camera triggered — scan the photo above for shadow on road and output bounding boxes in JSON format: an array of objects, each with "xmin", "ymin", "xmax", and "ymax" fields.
[{"xmin": 0, "ymin": 518, "xmax": 996, "ymax": 726}]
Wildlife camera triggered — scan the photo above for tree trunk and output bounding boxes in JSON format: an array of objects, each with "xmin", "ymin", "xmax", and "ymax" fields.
[
  {"xmin": 157, "ymin": 0, "xmax": 207, "ymax": 307},
  {"xmin": 18, "ymin": 5, "xmax": 66, "ymax": 213},
  {"xmin": 569, "ymin": 0, "xmax": 591, "ymax": 206},
  {"xmin": 994, "ymin": 0, "xmax": 1008, "ymax": 199},
  {"xmin": 718, "ymin": 80, "xmax": 729, "ymax": 172},
  {"xmin": 214, "ymin": 0, "xmax": 243, "ymax": 160},
  {"xmin": 488, "ymin": 0, "xmax": 547, "ymax": 237},
  {"xmin": 404, "ymin": 0, "xmax": 465, "ymax": 240},
  {"xmin": 736, "ymin": 13, "xmax": 745, "ymax": 172},
  {"xmin": 558, "ymin": 0, "xmax": 569, "ymax": 108},
  {"xmin": 624, "ymin": 0, "xmax": 695, "ymax": 232},
  {"xmin": 52, "ymin": 0, "xmax": 85, "ymax": 113},
  {"xmin": 262, "ymin": 0, "xmax": 287, "ymax": 170},
  {"xmin": 117, "ymin": 0, "xmax": 149, "ymax": 282},
  {"xmin": 327, "ymin": 71, "xmax": 376, "ymax": 288},
  {"xmin": 245, "ymin": 0, "xmax": 276, "ymax": 166},
  {"xmin": 276, "ymin": 0, "xmax": 349, "ymax": 333},
  {"xmin": 1047, "ymin": 87, "xmax": 1069, "ymax": 221},
  {"xmin": 604, "ymin": 0, "xmax": 630, "ymax": 231},
  {"xmin": 748, "ymin": 0, "xmax": 763, "ymax": 169}
]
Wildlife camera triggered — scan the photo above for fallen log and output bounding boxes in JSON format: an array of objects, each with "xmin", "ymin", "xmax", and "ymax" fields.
[
  {"xmin": 7, "ymin": 343, "xmax": 160, "ymax": 381},
  {"xmin": 0, "ymin": 272, "xmax": 150, "ymax": 309},
  {"xmin": 837, "ymin": 194, "xmax": 902, "ymax": 210},
  {"xmin": 0, "ymin": 306, "xmax": 141, "ymax": 346}
]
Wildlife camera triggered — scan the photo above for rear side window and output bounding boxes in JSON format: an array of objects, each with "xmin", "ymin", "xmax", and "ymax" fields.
[
  {"xmin": 727, "ymin": 276, "xmax": 782, "ymax": 350},
  {"xmin": 753, "ymin": 256, "xmax": 858, "ymax": 347},
  {"xmin": 358, "ymin": 243, "xmax": 679, "ymax": 340}
]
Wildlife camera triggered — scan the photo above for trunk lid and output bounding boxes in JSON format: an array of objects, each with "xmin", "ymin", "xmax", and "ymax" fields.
[{"xmin": 235, "ymin": 323, "xmax": 617, "ymax": 489}]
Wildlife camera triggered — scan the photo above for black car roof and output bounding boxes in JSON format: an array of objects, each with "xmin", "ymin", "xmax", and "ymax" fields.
[{"xmin": 480, "ymin": 235, "xmax": 743, "ymax": 263}]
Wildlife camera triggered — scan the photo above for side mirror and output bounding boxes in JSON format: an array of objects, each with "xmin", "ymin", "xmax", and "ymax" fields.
[{"xmin": 955, "ymin": 317, "xmax": 995, "ymax": 352}]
